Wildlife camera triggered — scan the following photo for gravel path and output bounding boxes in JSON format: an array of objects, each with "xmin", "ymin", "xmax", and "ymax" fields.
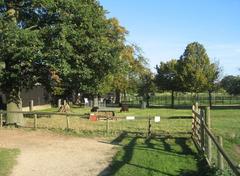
[{"xmin": 0, "ymin": 129, "xmax": 115, "ymax": 176}]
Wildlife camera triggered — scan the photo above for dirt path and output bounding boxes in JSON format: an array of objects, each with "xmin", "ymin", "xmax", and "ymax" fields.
[{"xmin": 0, "ymin": 129, "xmax": 115, "ymax": 176}]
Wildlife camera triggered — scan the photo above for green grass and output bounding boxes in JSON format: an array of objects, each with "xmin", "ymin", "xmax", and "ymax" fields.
[
  {"xmin": 0, "ymin": 148, "xmax": 20, "ymax": 176},
  {"xmin": 24, "ymin": 107, "xmax": 240, "ymax": 172},
  {"xmin": 211, "ymin": 109, "xmax": 240, "ymax": 163},
  {"xmin": 100, "ymin": 133, "xmax": 210, "ymax": 176}
]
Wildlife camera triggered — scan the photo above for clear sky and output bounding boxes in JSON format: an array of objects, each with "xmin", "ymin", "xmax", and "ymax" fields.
[{"xmin": 99, "ymin": 0, "xmax": 240, "ymax": 76}]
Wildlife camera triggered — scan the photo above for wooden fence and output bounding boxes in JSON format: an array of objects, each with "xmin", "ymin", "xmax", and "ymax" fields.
[{"xmin": 192, "ymin": 104, "xmax": 240, "ymax": 176}]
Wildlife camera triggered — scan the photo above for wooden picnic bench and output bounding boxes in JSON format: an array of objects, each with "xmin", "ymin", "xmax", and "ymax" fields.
[{"xmin": 96, "ymin": 110, "xmax": 116, "ymax": 120}]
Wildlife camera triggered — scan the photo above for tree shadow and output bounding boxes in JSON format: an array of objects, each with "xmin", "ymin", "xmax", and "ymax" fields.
[
  {"xmin": 98, "ymin": 133, "xmax": 212, "ymax": 176},
  {"xmin": 168, "ymin": 116, "xmax": 193, "ymax": 119}
]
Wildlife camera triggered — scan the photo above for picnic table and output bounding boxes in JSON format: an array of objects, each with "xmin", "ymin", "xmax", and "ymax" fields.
[{"xmin": 96, "ymin": 110, "xmax": 116, "ymax": 120}]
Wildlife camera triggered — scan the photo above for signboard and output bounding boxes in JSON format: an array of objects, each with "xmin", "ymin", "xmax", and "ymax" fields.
[
  {"xmin": 126, "ymin": 116, "xmax": 135, "ymax": 120},
  {"xmin": 154, "ymin": 116, "xmax": 161, "ymax": 122}
]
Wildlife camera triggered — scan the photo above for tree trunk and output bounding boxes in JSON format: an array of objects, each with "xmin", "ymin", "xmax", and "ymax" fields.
[
  {"xmin": 115, "ymin": 89, "xmax": 121, "ymax": 104},
  {"xmin": 171, "ymin": 90, "xmax": 175, "ymax": 108},
  {"xmin": 6, "ymin": 92, "xmax": 24, "ymax": 126},
  {"xmin": 146, "ymin": 94, "xmax": 150, "ymax": 108},
  {"xmin": 208, "ymin": 91, "xmax": 212, "ymax": 108}
]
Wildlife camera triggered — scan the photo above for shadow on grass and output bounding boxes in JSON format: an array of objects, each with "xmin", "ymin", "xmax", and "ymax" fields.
[
  {"xmin": 98, "ymin": 132, "xmax": 212, "ymax": 176},
  {"xmin": 168, "ymin": 116, "xmax": 192, "ymax": 119}
]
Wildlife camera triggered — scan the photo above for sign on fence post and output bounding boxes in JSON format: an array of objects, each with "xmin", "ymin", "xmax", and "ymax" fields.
[{"xmin": 154, "ymin": 116, "xmax": 160, "ymax": 122}]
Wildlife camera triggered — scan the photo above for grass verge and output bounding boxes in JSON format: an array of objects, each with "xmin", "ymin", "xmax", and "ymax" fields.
[{"xmin": 0, "ymin": 148, "xmax": 20, "ymax": 176}]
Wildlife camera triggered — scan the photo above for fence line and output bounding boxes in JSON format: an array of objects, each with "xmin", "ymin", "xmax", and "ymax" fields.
[{"xmin": 192, "ymin": 104, "xmax": 240, "ymax": 176}]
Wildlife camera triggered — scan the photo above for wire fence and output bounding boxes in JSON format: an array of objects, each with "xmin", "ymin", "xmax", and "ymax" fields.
[{"xmin": 117, "ymin": 94, "xmax": 240, "ymax": 107}]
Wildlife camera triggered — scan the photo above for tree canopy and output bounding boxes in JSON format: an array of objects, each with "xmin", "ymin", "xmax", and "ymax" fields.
[
  {"xmin": 0, "ymin": 0, "xmax": 129, "ymax": 124},
  {"xmin": 178, "ymin": 42, "xmax": 220, "ymax": 93},
  {"xmin": 221, "ymin": 75, "xmax": 240, "ymax": 95}
]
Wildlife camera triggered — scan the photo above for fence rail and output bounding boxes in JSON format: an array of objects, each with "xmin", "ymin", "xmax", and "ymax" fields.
[{"xmin": 192, "ymin": 104, "xmax": 240, "ymax": 176}]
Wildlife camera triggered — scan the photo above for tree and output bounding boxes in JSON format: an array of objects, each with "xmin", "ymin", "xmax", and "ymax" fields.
[
  {"xmin": 99, "ymin": 44, "xmax": 149, "ymax": 104},
  {"xmin": 178, "ymin": 42, "xmax": 220, "ymax": 107},
  {"xmin": 0, "ymin": 0, "xmax": 127, "ymax": 125},
  {"xmin": 137, "ymin": 70, "xmax": 156, "ymax": 107},
  {"xmin": 221, "ymin": 75, "xmax": 240, "ymax": 95},
  {"xmin": 155, "ymin": 59, "xmax": 180, "ymax": 108}
]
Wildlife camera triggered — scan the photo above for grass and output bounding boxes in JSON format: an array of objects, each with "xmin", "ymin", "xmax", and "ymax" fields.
[
  {"xmin": 211, "ymin": 109, "xmax": 240, "ymax": 163},
  {"xmin": 0, "ymin": 148, "xmax": 20, "ymax": 176},
  {"xmin": 22, "ymin": 106, "xmax": 240, "ymax": 173},
  {"xmin": 100, "ymin": 133, "xmax": 211, "ymax": 176}
]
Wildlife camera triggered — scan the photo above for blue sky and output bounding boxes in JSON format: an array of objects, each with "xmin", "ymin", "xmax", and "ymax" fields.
[{"xmin": 99, "ymin": 0, "xmax": 240, "ymax": 76}]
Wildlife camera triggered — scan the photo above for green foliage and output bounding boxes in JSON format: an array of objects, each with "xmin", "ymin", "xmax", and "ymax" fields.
[
  {"xmin": 137, "ymin": 70, "xmax": 156, "ymax": 100},
  {"xmin": 178, "ymin": 42, "xmax": 220, "ymax": 93},
  {"xmin": 221, "ymin": 75, "xmax": 240, "ymax": 95},
  {"xmin": 155, "ymin": 59, "xmax": 181, "ymax": 92},
  {"xmin": 0, "ymin": 0, "xmax": 129, "ymax": 102}
]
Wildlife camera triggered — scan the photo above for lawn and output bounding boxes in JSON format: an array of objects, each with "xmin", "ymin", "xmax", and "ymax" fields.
[
  {"xmin": 100, "ymin": 133, "xmax": 210, "ymax": 176},
  {"xmin": 0, "ymin": 148, "xmax": 19, "ymax": 176},
  {"xmin": 20, "ymin": 106, "xmax": 240, "ymax": 174},
  {"xmin": 33, "ymin": 107, "xmax": 240, "ymax": 162}
]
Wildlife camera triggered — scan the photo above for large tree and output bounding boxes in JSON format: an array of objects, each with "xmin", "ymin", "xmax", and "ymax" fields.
[
  {"xmin": 155, "ymin": 59, "xmax": 181, "ymax": 108},
  {"xmin": 0, "ymin": 0, "xmax": 127, "ymax": 125},
  {"xmin": 178, "ymin": 42, "xmax": 220, "ymax": 106},
  {"xmin": 221, "ymin": 75, "xmax": 240, "ymax": 95}
]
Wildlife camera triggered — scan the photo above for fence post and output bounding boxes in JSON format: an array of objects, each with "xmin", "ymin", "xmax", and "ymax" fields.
[
  {"xmin": 217, "ymin": 136, "xmax": 224, "ymax": 170},
  {"xmin": 29, "ymin": 100, "xmax": 34, "ymax": 111},
  {"xmin": 200, "ymin": 109, "xmax": 205, "ymax": 150},
  {"xmin": 191, "ymin": 105, "xmax": 196, "ymax": 136},
  {"xmin": 147, "ymin": 118, "xmax": 151, "ymax": 137},
  {"xmin": 0, "ymin": 113, "xmax": 3, "ymax": 128},
  {"xmin": 58, "ymin": 99, "xmax": 62, "ymax": 109},
  {"xmin": 66, "ymin": 115, "xmax": 70, "ymax": 130},
  {"xmin": 106, "ymin": 117, "xmax": 109, "ymax": 135},
  {"xmin": 205, "ymin": 107, "xmax": 212, "ymax": 164},
  {"xmin": 34, "ymin": 114, "xmax": 37, "ymax": 129}
]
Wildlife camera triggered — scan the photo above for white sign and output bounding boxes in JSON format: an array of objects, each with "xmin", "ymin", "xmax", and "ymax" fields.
[
  {"xmin": 154, "ymin": 116, "xmax": 161, "ymax": 122},
  {"xmin": 126, "ymin": 116, "xmax": 135, "ymax": 120}
]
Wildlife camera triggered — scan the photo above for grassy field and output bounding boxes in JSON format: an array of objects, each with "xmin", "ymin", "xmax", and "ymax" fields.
[
  {"xmin": 31, "ymin": 107, "xmax": 240, "ymax": 163},
  {"xmin": 0, "ymin": 148, "xmax": 19, "ymax": 176},
  {"xmin": 3, "ymin": 106, "xmax": 238, "ymax": 175}
]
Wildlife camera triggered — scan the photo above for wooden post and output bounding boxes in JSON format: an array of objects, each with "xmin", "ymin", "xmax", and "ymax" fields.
[
  {"xmin": 200, "ymin": 109, "xmax": 205, "ymax": 150},
  {"xmin": 205, "ymin": 107, "xmax": 212, "ymax": 164},
  {"xmin": 217, "ymin": 136, "xmax": 224, "ymax": 170},
  {"xmin": 0, "ymin": 114, "xmax": 3, "ymax": 128},
  {"xmin": 148, "ymin": 118, "xmax": 151, "ymax": 137},
  {"xmin": 192, "ymin": 105, "xmax": 196, "ymax": 136},
  {"xmin": 66, "ymin": 115, "xmax": 70, "ymax": 130},
  {"xmin": 34, "ymin": 114, "xmax": 37, "ymax": 129},
  {"xmin": 58, "ymin": 99, "xmax": 61, "ymax": 109},
  {"xmin": 195, "ymin": 102, "xmax": 199, "ymax": 112},
  {"xmin": 29, "ymin": 100, "xmax": 34, "ymax": 111},
  {"xmin": 106, "ymin": 117, "xmax": 109, "ymax": 134}
]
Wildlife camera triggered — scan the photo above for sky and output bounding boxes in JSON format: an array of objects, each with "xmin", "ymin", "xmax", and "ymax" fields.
[{"xmin": 99, "ymin": 0, "xmax": 240, "ymax": 76}]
